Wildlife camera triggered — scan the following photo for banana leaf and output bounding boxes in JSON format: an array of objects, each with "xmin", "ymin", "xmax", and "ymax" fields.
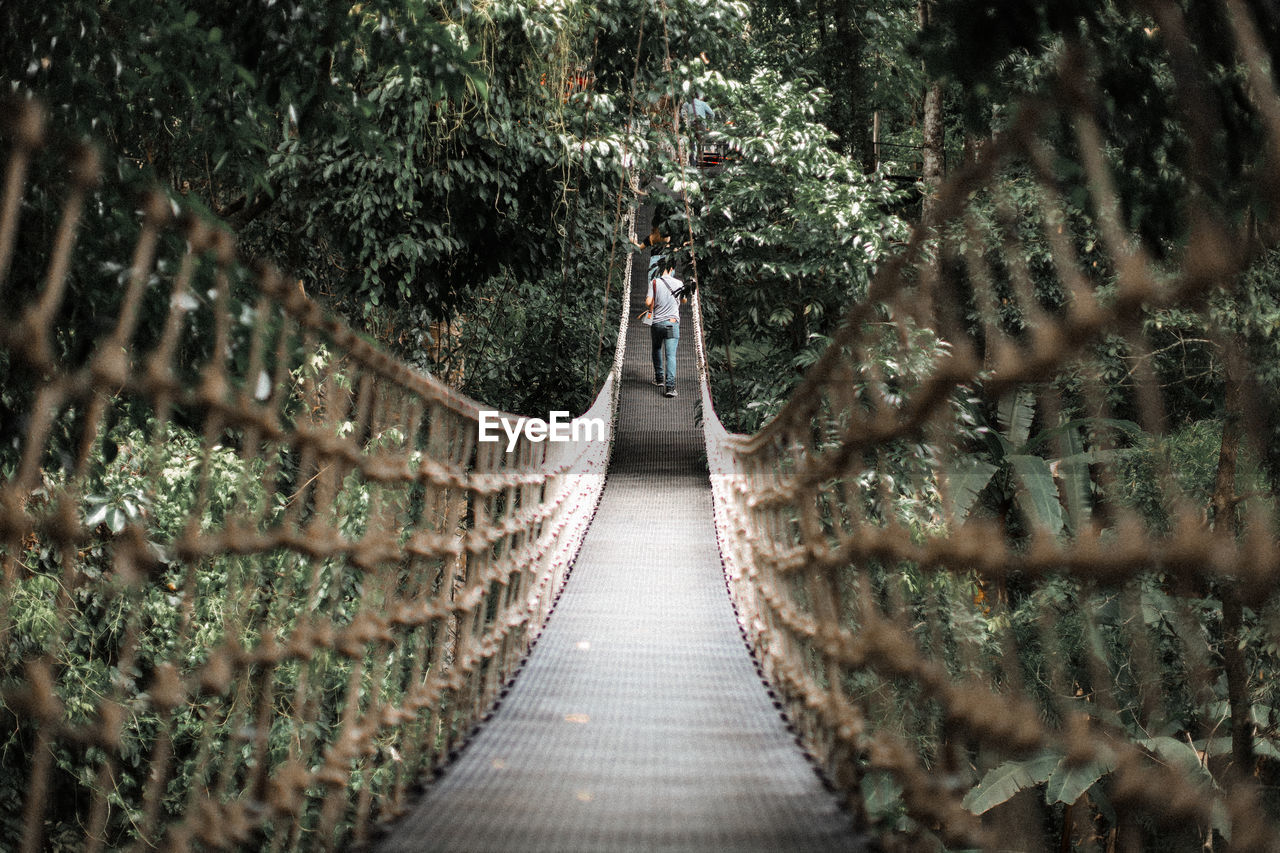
[
  {"xmin": 945, "ymin": 459, "xmax": 999, "ymax": 524},
  {"xmin": 962, "ymin": 751, "xmax": 1061, "ymax": 815},
  {"xmin": 1008, "ymin": 453, "xmax": 1064, "ymax": 535}
]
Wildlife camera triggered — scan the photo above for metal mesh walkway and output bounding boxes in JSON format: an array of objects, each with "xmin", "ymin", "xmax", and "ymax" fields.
[{"xmin": 373, "ymin": 237, "xmax": 865, "ymax": 852}]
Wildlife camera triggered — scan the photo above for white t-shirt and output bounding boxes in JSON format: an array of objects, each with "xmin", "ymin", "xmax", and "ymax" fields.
[{"xmin": 650, "ymin": 274, "xmax": 682, "ymax": 322}]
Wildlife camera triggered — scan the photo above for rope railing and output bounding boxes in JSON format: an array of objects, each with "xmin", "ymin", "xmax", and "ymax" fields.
[
  {"xmin": 0, "ymin": 98, "xmax": 631, "ymax": 852},
  {"xmin": 700, "ymin": 10, "xmax": 1280, "ymax": 851}
]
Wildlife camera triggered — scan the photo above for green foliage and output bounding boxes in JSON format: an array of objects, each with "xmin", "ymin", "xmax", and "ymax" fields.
[
  {"xmin": 922, "ymin": 1, "xmax": 1277, "ymax": 249},
  {"xmin": 691, "ymin": 67, "xmax": 910, "ymax": 432},
  {"xmin": 1216, "ymin": 249, "xmax": 1280, "ymax": 491},
  {"xmin": 3, "ymin": 0, "xmax": 699, "ymax": 404},
  {"xmin": 1110, "ymin": 418, "xmax": 1276, "ymax": 530},
  {"xmin": 1043, "ymin": 752, "xmax": 1115, "ymax": 806},
  {"xmin": 962, "ymin": 747, "xmax": 1122, "ymax": 817},
  {"xmin": 2, "ymin": 0, "xmax": 480, "ymax": 220},
  {"xmin": 950, "ymin": 386, "xmax": 1139, "ymax": 536},
  {"xmin": 0, "ymin": 404, "xmax": 425, "ymax": 849},
  {"xmin": 743, "ymin": 0, "xmax": 889, "ymax": 163},
  {"xmin": 5, "ymin": 423, "xmax": 253, "ymax": 846},
  {"xmin": 938, "ymin": 571, "xmax": 1261, "ymax": 846},
  {"xmin": 266, "ymin": 0, "xmax": 607, "ymax": 320},
  {"xmin": 944, "ymin": 458, "xmax": 999, "ymax": 523},
  {"xmin": 962, "ymin": 750, "xmax": 1060, "ymax": 814},
  {"xmin": 1005, "ymin": 453, "xmax": 1063, "ymax": 533},
  {"xmin": 450, "ymin": 273, "xmax": 618, "ymax": 417}
]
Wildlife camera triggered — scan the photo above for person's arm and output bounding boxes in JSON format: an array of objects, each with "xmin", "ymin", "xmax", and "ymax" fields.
[{"xmin": 646, "ymin": 278, "xmax": 655, "ymax": 309}]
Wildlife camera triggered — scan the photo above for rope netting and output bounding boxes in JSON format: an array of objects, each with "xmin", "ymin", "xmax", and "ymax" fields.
[
  {"xmin": 699, "ymin": 8, "xmax": 1280, "ymax": 852},
  {"xmin": 0, "ymin": 99, "xmax": 631, "ymax": 851}
]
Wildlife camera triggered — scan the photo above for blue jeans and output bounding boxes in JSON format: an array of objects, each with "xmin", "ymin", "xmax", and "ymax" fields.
[{"xmin": 650, "ymin": 320, "xmax": 679, "ymax": 390}]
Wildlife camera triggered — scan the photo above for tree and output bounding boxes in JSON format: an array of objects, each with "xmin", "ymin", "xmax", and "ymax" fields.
[
  {"xmin": 686, "ymin": 66, "xmax": 909, "ymax": 431},
  {"xmin": 917, "ymin": 0, "xmax": 945, "ymax": 225},
  {"xmin": 1, "ymin": 0, "xmax": 756, "ymax": 417}
]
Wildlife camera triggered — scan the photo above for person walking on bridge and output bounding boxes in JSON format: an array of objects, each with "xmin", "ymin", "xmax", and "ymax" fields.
[
  {"xmin": 631, "ymin": 222, "xmax": 671, "ymax": 278},
  {"xmin": 630, "ymin": 222, "xmax": 670, "ymax": 254},
  {"xmin": 647, "ymin": 258, "xmax": 682, "ymax": 398}
]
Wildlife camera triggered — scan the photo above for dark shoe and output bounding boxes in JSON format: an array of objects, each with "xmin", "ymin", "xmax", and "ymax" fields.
[
  {"xmin": 652, "ymin": 378, "xmax": 664, "ymax": 386},
  {"xmin": 664, "ymin": 388, "xmax": 677, "ymax": 398}
]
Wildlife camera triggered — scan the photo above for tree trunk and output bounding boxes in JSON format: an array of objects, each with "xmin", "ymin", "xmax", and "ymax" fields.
[
  {"xmin": 918, "ymin": 0, "xmax": 944, "ymax": 226},
  {"xmin": 825, "ymin": 0, "xmax": 866, "ymax": 163},
  {"xmin": 1211, "ymin": 350, "xmax": 1254, "ymax": 777},
  {"xmin": 873, "ymin": 110, "xmax": 881, "ymax": 171}
]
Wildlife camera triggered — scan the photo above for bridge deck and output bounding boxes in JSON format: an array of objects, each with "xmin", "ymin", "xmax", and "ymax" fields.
[{"xmin": 374, "ymin": 234, "xmax": 864, "ymax": 852}]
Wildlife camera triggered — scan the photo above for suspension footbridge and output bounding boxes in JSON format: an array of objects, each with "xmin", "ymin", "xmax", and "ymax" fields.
[
  {"xmin": 374, "ymin": 208, "xmax": 864, "ymax": 852},
  {"xmin": 4, "ymin": 8, "xmax": 1280, "ymax": 850}
]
